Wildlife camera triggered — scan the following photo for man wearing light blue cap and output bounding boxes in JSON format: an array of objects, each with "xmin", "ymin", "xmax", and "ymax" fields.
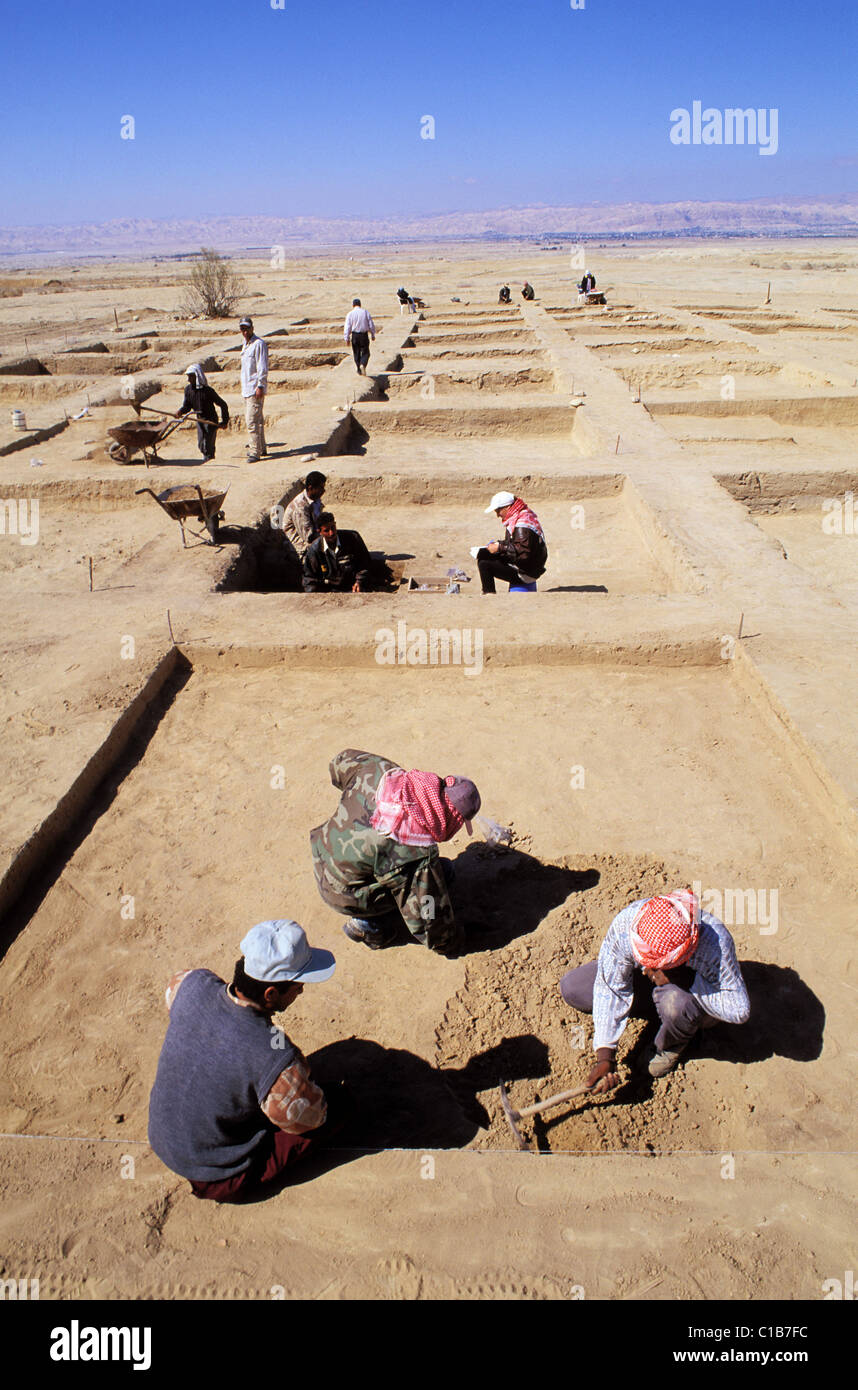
[{"xmin": 148, "ymin": 920, "xmax": 343, "ymax": 1203}]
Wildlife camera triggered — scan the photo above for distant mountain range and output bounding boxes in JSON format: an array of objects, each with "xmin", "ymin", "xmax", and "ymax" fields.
[{"xmin": 1, "ymin": 196, "xmax": 857, "ymax": 257}]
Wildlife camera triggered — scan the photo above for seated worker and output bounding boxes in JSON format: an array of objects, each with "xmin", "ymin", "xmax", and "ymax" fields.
[
  {"xmin": 302, "ymin": 511, "xmax": 372, "ymax": 592},
  {"xmin": 521, "ymin": 281, "xmax": 535, "ymax": 301},
  {"xmin": 148, "ymin": 920, "xmax": 345, "ymax": 1204},
  {"xmin": 310, "ymin": 749, "xmax": 480, "ymax": 956},
  {"xmin": 282, "ymin": 470, "xmax": 327, "ymax": 558},
  {"xmin": 397, "ymin": 286, "xmax": 417, "ymax": 312},
  {"xmin": 498, "ymin": 284, "xmax": 512, "ymax": 304},
  {"xmin": 476, "ymin": 490, "xmax": 547, "ymax": 593},
  {"xmin": 560, "ymin": 889, "xmax": 750, "ymax": 1089},
  {"xmin": 176, "ymin": 363, "xmax": 229, "ymax": 462}
]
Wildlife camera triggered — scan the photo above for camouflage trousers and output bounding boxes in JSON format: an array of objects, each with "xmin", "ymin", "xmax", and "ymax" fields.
[{"xmin": 347, "ymin": 860, "xmax": 456, "ymax": 943}]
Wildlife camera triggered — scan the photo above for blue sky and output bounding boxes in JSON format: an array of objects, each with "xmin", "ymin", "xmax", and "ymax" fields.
[{"xmin": 0, "ymin": 0, "xmax": 855, "ymax": 226}]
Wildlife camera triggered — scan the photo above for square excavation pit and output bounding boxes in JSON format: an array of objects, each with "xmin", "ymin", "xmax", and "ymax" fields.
[
  {"xmin": 588, "ymin": 336, "xmax": 729, "ymax": 356},
  {"xmin": 0, "ymin": 490, "xmax": 173, "ymax": 595},
  {"xmin": 607, "ymin": 357, "xmax": 831, "ymax": 399},
  {"xmin": 340, "ymin": 402, "xmax": 589, "ymax": 458},
  {"xmin": 0, "ymin": 480, "xmax": 232, "ymax": 594},
  {"xmin": 1, "ymin": 658, "xmax": 853, "ymax": 1162},
  {"xmin": 718, "ymin": 470, "xmax": 858, "ymax": 602},
  {"xmin": 647, "ymin": 396, "xmax": 858, "ymax": 461},
  {"xmin": 380, "ymin": 361, "xmax": 558, "ymax": 397},
  {"xmin": 296, "ymin": 494, "xmax": 673, "ymax": 596}
]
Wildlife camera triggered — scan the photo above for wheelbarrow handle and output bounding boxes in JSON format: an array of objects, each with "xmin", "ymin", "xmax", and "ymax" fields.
[
  {"xmin": 140, "ymin": 404, "xmax": 222, "ymax": 426},
  {"xmin": 134, "ymin": 487, "xmax": 159, "ymax": 499}
]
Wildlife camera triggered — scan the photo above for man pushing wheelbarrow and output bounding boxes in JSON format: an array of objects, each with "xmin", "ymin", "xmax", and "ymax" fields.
[{"xmin": 176, "ymin": 363, "xmax": 229, "ymax": 461}]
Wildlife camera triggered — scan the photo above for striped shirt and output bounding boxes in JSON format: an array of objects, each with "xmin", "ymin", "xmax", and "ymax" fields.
[{"xmin": 592, "ymin": 904, "xmax": 750, "ymax": 1052}]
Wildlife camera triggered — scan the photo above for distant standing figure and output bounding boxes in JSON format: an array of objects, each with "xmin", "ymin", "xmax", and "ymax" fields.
[
  {"xmin": 176, "ymin": 364, "xmax": 229, "ymax": 462},
  {"xmin": 521, "ymin": 282, "xmax": 535, "ymax": 301},
  {"xmin": 498, "ymin": 284, "xmax": 511, "ymax": 304},
  {"xmin": 239, "ymin": 316, "xmax": 268, "ymax": 463},
  {"xmin": 344, "ymin": 298, "xmax": 376, "ymax": 375}
]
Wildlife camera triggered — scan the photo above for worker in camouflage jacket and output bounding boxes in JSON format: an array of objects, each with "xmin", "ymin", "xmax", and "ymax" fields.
[{"xmin": 309, "ymin": 749, "xmax": 480, "ymax": 956}]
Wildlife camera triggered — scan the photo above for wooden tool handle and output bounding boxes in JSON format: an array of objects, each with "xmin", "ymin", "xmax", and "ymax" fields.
[{"xmin": 516, "ymin": 1083, "xmax": 592, "ymax": 1119}]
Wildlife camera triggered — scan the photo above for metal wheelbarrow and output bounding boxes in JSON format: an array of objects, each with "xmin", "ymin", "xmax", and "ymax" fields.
[
  {"xmin": 135, "ymin": 483, "xmax": 228, "ymax": 547},
  {"xmin": 107, "ymin": 404, "xmax": 222, "ymax": 467},
  {"xmin": 107, "ymin": 416, "xmax": 186, "ymax": 467}
]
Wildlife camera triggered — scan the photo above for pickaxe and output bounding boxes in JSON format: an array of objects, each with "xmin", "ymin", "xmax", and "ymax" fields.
[{"xmin": 499, "ymin": 1077, "xmax": 593, "ymax": 1151}]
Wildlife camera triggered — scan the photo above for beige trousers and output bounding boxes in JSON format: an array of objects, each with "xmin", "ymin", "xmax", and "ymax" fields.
[{"xmin": 244, "ymin": 394, "xmax": 267, "ymax": 458}]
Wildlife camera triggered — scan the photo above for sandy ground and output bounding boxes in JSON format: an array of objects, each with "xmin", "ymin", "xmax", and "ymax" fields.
[{"xmin": 1, "ymin": 238, "xmax": 858, "ymax": 1302}]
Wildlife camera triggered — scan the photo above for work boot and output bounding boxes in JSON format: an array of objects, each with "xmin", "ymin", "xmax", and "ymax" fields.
[
  {"xmin": 342, "ymin": 918, "xmax": 396, "ymax": 950},
  {"xmin": 647, "ymin": 1042, "xmax": 689, "ymax": 1078}
]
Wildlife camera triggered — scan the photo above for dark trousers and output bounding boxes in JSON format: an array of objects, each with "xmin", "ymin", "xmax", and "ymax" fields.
[
  {"xmin": 196, "ymin": 421, "xmax": 218, "ymax": 459},
  {"xmin": 351, "ymin": 331, "xmax": 370, "ymax": 370},
  {"xmin": 190, "ymin": 1085, "xmax": 351, "ymax": 1204},
  {"xmin": 477, "ymin": 548, "xmax": 523, "ymax": 594},
  {"xmin": 559, "ymin": 959, "xmax": 717, "ymax": 1054}
]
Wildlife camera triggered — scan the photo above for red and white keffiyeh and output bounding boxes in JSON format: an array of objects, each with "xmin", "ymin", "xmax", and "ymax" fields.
[
  {"xmin": 371, "ymin": 769, "xmax": 464, "ymax": 846},
  {"xmin": 503, "ymin": 497, "xmax": 545, "ymax": 541},
  {"xmin": 629, "ymin": 890, "xmax": 701, "ymax": 971}
]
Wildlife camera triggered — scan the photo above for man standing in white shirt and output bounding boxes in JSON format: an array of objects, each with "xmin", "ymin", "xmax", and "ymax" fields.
[
  {"xmin": 343, "ymin": 298, "xmax": 376, "ymax": 376},
  {"xmin": 239, "ymin": 316, "xmax": 269, "ymax": 462}
]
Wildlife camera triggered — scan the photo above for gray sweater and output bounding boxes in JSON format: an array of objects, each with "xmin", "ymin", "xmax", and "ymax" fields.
[{"xmin": 148, "ymin": 970, "xmax": 297, "ymax": 1182}]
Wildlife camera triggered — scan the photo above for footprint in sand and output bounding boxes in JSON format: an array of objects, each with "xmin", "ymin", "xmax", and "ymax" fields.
[
  {"xmin": 376, "ymin": 1253, "xmax": 426, "ymax": 1300},
  {"xmin": 453, "ymin": 1270, "xmax": 568, "ymax": 1300}
]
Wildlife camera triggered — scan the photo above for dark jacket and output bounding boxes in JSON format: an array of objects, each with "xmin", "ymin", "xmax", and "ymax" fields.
[
  {"xmin": 177, "ymin": 381, "xmax": 229, "ymax": 426},
  {"xmin": 497, "ymin": 524, "xmax": 547, "ymax": 580},
  {"xmin": 303, "ymin": 530, "xmax": 372, "ymax": 592}
]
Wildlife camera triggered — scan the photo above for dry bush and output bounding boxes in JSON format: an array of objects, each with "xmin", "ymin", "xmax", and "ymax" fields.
[{"xmin": 182, "ymin": 248, "xmax": 246, "ymax": 318}]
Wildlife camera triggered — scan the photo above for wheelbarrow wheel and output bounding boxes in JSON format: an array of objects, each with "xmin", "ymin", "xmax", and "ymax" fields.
[{"xmin": 108, "ymin": 442, "xmax": 131, "ymax": 463}]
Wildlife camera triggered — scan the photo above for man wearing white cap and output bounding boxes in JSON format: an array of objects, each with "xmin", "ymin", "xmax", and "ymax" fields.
[
  {"xmin": 475, "ymin": 491, "xmax": 548, "ymax": 593},
  {"xmin": 148, "ymin": 920, "xmax": 343, "ymax": 1203},
  {"xmin": 239, "ymin": 316, "xmax": 269, "ymax": 462}
]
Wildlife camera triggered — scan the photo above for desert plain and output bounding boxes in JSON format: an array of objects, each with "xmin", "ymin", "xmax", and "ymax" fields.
[{"xmin": 0, "ymin": 237, "xmax": 857, "ymax": 1301}]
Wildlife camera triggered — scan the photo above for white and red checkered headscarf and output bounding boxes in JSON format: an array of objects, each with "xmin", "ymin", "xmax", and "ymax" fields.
[
  {"xmin": 371, "ymin": 769, "xmax": 476, "ymax": 846},
  {"xmin": 629, "ymin": 890, "xmax": 701, "ymax": 971},
  {"xmin": 503, "ymin": 497, "xmax": 545, "ymax": 542}
]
